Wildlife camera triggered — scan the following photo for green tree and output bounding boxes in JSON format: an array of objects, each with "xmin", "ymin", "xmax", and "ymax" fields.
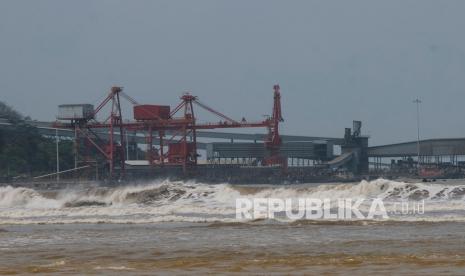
[{"xmin": 0, "ymin": 101, "xmax": 75, "ymax": 178}]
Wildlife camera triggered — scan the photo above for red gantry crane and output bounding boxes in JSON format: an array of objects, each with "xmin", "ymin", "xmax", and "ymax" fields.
[{"xmin": 55, "ymin": 85, "xmax": 286, "ymax": 178}]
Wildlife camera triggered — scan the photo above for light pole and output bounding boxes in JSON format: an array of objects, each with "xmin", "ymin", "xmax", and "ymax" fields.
[
  {"xmin": 55, "ymin": 128, "xmax": 60, "ymax": 182},
  {"xmin": 126, "ymin": 130, "xmax": 129, "ymax": 160},
  {"xmin": 413, "ymin": 98, "xmax": 421, "ymax": 170}
]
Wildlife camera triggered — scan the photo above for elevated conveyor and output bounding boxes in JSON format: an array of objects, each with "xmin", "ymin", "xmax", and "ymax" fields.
[{"xmin": 326, "ymin": 152, "xmax": 354, "ymax": 169}]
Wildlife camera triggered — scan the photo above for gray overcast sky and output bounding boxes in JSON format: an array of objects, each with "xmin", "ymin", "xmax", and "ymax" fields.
[{"xmin": 1, "ymin": 0, "xmax": 465, "ymax": 146}]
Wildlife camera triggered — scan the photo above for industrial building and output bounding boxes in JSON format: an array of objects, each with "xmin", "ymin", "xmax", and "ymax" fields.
[
  {"xmin": 3, "ymin": 83, "xmax": 465, "ymax": 181},
  {"xmin": 368, "ymin": 138, "xmax": 465, "ymax": 177},
  {"xmin": 206, "ymin": 141, "xmax": 332, "ymax": 166}
]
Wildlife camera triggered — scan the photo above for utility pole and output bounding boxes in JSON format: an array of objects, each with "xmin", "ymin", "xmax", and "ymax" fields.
[{"xmin": 413, "ymin": 98, "xmax": 421, "ymax": 171}]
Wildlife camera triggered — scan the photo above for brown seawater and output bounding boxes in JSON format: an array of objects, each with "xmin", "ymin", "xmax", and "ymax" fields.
[{"xmin": 1, "ymin": 222, "xmax": 465, "ymax": 275}]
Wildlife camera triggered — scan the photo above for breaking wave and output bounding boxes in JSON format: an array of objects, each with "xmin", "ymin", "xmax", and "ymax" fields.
[{"xmin": 1, "ymin": 179, "xmax": 465, "ymax": 224}]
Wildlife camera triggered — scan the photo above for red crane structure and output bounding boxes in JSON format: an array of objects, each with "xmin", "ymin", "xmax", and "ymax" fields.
[{"xmin": 55, "ymin": 85, "xmax": 286, "ymax": 178}]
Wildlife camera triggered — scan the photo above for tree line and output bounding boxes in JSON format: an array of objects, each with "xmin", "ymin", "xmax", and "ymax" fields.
[{"xmin": 0, "ymin": 101, "xmax": 75, "ymax": 180}]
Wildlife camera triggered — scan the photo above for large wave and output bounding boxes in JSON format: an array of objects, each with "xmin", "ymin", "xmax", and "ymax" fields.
[{"xmin": 0, "ymin": 179, "xmax": 464, "ymax": 224}]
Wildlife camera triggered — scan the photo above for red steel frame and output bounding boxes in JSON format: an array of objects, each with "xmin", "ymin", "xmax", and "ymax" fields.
[{"xmin": 55, "ymin": 85, "xmax": 285, "ymax": 178}]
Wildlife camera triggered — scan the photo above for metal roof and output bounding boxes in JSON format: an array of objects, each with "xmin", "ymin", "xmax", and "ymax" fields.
[{"xmin": 368, "ymin": 138, "xmax": 465, "ymax": 157}]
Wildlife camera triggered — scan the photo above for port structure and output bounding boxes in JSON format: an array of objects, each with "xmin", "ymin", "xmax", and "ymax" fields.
[
  {"xmin": 55, "ymin": 86, "xmax": 127, "ymax": 177},
  {"xmin": 55, "ymin": 85, "xmax": 286, "ymax": 178}
]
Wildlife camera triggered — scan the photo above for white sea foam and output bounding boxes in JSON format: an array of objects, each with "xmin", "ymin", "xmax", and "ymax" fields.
[{"xmin": 0, "ymin": 179, "xmax": 464, "ymax": 224}]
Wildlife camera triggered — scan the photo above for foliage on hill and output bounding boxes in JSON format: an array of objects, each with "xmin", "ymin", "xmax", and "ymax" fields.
[
  {"xmin": 0, "ymin": 101, "xmax": 75, "ymax": 178},
  {"xmin": 0, "ymin": 101, "xmax": 23, "ymax": 122}
]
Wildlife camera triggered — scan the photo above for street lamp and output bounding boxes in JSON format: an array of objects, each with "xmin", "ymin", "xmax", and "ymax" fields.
[
  {"xmin": 413, "ymin": 98, "xmax": 421, "ymax": 171},
  {"xmin": 55, "ymin": 128, "xmax": 60, "ymax": 182}
]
